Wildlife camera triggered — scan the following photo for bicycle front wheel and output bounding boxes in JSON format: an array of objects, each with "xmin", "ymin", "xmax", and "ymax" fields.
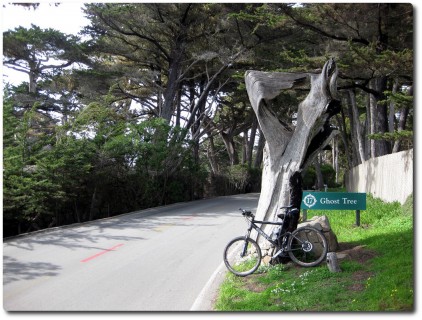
[
  {"xmin": 223, "ymin": 236, "xmax": 261, "ymax": 277},
  {"xmin": 287, "ymin": 227, "xmax": 328, "ymax": 267}
]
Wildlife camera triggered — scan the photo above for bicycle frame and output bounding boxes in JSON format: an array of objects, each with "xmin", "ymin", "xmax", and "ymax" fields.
[{"xmin": 244, "ymin": 216, "xmax": 286, "ymax": 248}]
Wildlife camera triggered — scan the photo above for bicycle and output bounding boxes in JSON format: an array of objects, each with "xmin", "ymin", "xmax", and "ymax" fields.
[{"xmin": 223, "ymin": 206, "xmax": 328, "ymax": 276}]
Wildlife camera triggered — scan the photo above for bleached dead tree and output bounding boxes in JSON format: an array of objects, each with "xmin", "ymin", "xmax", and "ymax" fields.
[{"xmin": 245, "ymin": 59, "xmax": 341, "ymax": 245}]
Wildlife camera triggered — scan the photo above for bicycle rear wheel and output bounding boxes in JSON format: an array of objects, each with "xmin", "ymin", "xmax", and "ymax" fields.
[
  {"xmin": 287, "ymin": 227, "xmax": 328, "ymax": 267},
  {"xmin": 223, "ymin": 236, "xmax": 261, "ymax": 277}
]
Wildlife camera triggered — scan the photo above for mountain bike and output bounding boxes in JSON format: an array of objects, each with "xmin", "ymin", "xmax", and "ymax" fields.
[{"xmin": 223, "ymin": 207, "xmax": 328, "ymax": 276}]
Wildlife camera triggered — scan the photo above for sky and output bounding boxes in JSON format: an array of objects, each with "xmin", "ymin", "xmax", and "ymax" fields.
[{"xmin": 1, "ymin": 2, "xmax": 88, "ymax": 35}]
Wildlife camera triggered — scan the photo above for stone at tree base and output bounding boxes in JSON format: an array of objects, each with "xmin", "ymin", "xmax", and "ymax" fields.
[
  {"xmin": 336, "ymin": 252, "xmax": 351, "ymax": 261},
  {"xmin": 298, "ymin": 215, "xmax": 339, "ymax": 252},
  {"xmin": 262, "ymin": 255, "xmax": 272, "ymax": 266}
]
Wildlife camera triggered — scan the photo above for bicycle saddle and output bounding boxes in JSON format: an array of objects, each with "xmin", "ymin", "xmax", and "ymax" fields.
[{"xmin": 277, "ymin": 207, "xmax": 299, "ymax": 219}]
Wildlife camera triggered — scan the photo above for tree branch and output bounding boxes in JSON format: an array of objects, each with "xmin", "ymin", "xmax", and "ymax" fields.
[{"xmin": 281, "ymin": 5, "xmax": 370, "ymax": 45}]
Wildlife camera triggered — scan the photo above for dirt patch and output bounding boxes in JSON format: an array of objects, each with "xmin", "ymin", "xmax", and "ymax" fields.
[
  {"xmin": 243, "ymin": 274, "xmax": 266, "ymax": 293},
  {"xmin": 336, "ymin": 242, "xmax": 377, "ymax": 292},
  {"xmin": 337, "ymin": 242, "xmax": 378, "ymax": 265},
  {"xmin": 349, "ymin": 270, "xmax": 374, "ymax": 291}
]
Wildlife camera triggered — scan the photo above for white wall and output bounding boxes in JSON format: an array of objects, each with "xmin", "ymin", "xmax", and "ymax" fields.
[{"xmin": 346, "ymin": 149, "xmax": 413, "ymax": 204}]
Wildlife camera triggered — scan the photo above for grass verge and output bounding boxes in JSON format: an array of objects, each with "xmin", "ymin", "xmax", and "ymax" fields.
[{"xmin": 214, "ymin": 194, "xmax": 414, "ymax": 311}]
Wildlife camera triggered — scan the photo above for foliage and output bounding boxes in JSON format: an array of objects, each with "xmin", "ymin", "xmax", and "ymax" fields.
[
  {"xmin": 368, "ymin": 130, "xmax": 413, "ymax": 142},
  {"xmin": 226, "ymin": 164, "xmax": 261, "ymax": 193},
  {"xmin": 302, "ymin": 163, "xmax": 338, "ymax": 189},
  {"xmin": 215, "ymin": 194, "xmax": 413, "ymax": 311}
]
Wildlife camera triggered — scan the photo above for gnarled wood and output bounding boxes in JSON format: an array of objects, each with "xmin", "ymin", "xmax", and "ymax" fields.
[{"xmin": 245, "ymin": 59, "xmax": 341, "ymax": 245}]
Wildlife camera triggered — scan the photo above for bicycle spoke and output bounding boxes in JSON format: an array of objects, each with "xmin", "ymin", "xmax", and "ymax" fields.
[
  {"xmin": 288, "ymin": 227, "xmax": 328, "ymax": 267},
  {"xmin": 224, "ymin": 237, "xmax": 261, "ymax": 276}
]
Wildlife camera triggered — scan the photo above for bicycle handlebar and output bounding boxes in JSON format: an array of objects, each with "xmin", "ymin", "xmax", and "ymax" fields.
[
  {"xmin": 239, "ymin": 208, "xmax": 254, "ymax": 218},
  {"xmin": 239, "ymin": 206, "xmax": 298, "ymax": 220}
]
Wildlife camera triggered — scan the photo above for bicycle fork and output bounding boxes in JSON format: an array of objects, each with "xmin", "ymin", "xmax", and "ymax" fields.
[{"xmin": 241, "ymin": 224, "xmax": 253, "ymax": 257}]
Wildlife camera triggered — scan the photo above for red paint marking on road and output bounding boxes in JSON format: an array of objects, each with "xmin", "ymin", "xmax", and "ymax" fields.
[
  {"xmin": 81, "ymin": 243, "xmax": 124, "ymax": 263},
  {"xmin": 181, "ymin": 213, "xmax": 198, "ymax": 220}
]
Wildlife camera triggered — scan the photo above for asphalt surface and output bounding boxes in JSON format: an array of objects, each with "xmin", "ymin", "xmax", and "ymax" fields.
[{"xmin": 3, "ymin": 193, "xmax": 259, "ymax": 311}]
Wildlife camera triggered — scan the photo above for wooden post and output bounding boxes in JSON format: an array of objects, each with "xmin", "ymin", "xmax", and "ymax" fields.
[
  {"xmin": 326, "ymin": 252, "xmax": 341, "ymax": 272},
  {"xmin": 356, "ymin": 210, "xmax": 360, "ymax": 226},
  {"xmin": 302, "ymin": 209, "xmax": 307, "ymax": 222}
]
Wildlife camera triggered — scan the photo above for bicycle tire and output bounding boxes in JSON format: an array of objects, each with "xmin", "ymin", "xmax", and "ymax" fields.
[
  {"xmin": 223, "ymin": 236, "xmax": 261, "ymax": 277},
  {"xmin": 287, "ymin": 226, "xmax": 328, "ymax": 267}
]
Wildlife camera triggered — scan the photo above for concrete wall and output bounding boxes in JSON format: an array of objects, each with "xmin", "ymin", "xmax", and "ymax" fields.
[{"xmin": 346, "ymin": 149, "xmax": 413, "ymax": 204}]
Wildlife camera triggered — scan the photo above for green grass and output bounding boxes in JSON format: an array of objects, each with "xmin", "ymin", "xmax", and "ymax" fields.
[{"xmin": 215, "ymin": 194, "xmax": 414, "ymax": 311}]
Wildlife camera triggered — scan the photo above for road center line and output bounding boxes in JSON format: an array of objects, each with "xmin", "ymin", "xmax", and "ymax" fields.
[{"xmin": 81, "ymin": 243, "xmax": 124, "ymax": 263}]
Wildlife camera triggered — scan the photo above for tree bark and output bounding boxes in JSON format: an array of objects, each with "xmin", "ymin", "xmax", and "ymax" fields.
[
  {"xmin": 314, "ymin": 155, "xmax": 324, "ymax": 190},
  {"xmin": 392, "ymin": 85, "xmax": 412, "ymax": 153},
  {"xmin": 348, "ymin": 89, "xmax": 366, "ymax": 164},
  {"xmin": 332, "ymin": 137, "xmax": 339, "ymax": 184},
  {"xmin": 161, "ymin": 48, "xmax": 183, "ymax": 122},
  {"xmin": 369, "ymin": 77, "xmax": 391, "ymax": 157},
  {"xmin": 245, "ymin": 59, "xmax": 341, "ymax": 243},
  {"xmin": 253, "ymin": 129, "xmax": 265, "ymax": 169},
  {"xmin": 246, "ymin": 117, "xmax": 258, "ymax": 167},
  {"xmin": 89, "ymin": 186, "xmax": 97, "ymax": 221},
  {"xmin": 207, "ymin": 133, "xmax": 219, "ymax": 175},
  {"xmin": 388, "ymin": 79, "xmax": 399, "ymax": 133},
  {"xmin": 221, "ymin": 132, "xmax": 239, "ymax": 165}
]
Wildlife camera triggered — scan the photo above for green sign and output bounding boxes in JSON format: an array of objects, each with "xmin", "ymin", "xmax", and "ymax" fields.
[{"xmin": 301, "ymin": 192, "xmax": 366, "ymax": 210}]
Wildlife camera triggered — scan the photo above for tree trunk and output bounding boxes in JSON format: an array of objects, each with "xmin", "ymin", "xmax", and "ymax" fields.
[
  {"xmin": 89, "ymin": 186, "xmax": 97, "ymax": 221},
  {"xmin": 332, "ymin": 137, "xmax": 339, "ymax": 184},
  {"xmin": 364, "ymin": 92, "xmax": 371, "ymax": 159},
  {"xmin": 246, "ymin": 118, "xmax": 258, "ymax": 167},
  {"xmin": 392, "ymin": 85, "xmax": 412, "ymax": 153},
  {"xmin": 388, "ymin": 79, "xmax": 399, "ymax": 133},
  {"xmin": 348, "ymin": 89, "xmax": 366, "ymax": 164},
  {"xmin": 207, "ymin": 134, "xmax": 219, "ymax": 175},
  {"xmin": 245, "ymin": 59, "xmax": 340, "ymax": 244},
  {"xmin": 74, "ymin": 200, "xmax": 81, "ymax": 223},
  {"xmin": 369, "ymin": 77, "xmax": 391, "ymax": 157},
  {"xmin": 336, "ymin": 108, "xmax": 352, "ymax": 169},
  {"xmin": 392, "ymin": 106, "xmax": 410, "ymax": 153},
  {"xmin": 221, "ymin": 132, "xmax": 239, "ymax": 166},
  {"xmin": 161, "ymin": 51, "xmax": 183, "ymax": 122},
  {"xmin": 314, "ymin": 155, "xmax": 324, "ymax": 190},
  {"xmin": 253, "ymin": 129, "xmax": 265, "ymax": 168}
]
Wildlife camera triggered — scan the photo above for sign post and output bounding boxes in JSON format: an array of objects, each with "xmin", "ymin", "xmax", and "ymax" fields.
[{"xmin": 301, "ymin": 192, "xmax": 366, "ymax": 226}]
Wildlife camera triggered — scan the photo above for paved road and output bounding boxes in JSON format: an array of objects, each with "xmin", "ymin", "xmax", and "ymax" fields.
[{"xmin": 3, "ymin": 193, "xmax": 259, "ymax": 311}]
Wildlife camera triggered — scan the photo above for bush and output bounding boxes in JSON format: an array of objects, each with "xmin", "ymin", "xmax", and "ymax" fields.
[
  {"xmin": 227, "ymin": 165, "xmax": 262, "ymax": 193},
  {"xmin": 302, "ymin": 163, "xmax": 338, "ymax": 189},
  {"xmin": 321, "ymin": 164, "xmax": 337, "ymax": 187}
]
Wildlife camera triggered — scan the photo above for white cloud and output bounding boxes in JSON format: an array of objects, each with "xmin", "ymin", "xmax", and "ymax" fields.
[{"xmin": 2, "ymin": 2, "xmax": 88, "ymax": 35}]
